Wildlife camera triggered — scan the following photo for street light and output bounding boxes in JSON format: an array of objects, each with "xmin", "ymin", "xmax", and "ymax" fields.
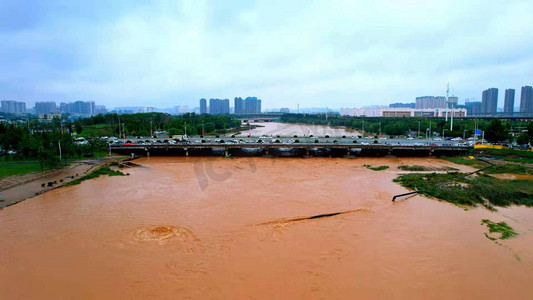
[
  {"xmin": 442, "ymin": 129, "xmax": 447, "ymax": 139},
  {"xmin": 463, "ymin": 129, "xmax": 468, "ymax": 140}
]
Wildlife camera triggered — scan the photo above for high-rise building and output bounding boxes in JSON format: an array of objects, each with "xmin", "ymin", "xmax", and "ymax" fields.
[
  {"xmin": 481, "ymin": 88, "xmax": 498, "ymax": 115},
  {"xmin": 504, "ymin": 89, "xmax": 515, "ymax": 114},
  {"xmin": 234, "ymin": 97, "xmax": 244, "ymax": 114},
  {"xmin": 209, "ymin": 99, "xmax": 230, "ymax": 115},
  {"xmin": 243, "ymin": 97, "xmax": 261, "ymax": 114},
  {"xmin": 447, "ymin": 96, "xmax": 458, "ymax": 109},
  {"xmin": 59, "ymin": 101, "xmax": 95, "ymax": 114},
  {"xmin": 520, "ymin": 86, "xmax": 533, "ymax": 113},
  {"xmin": 415, "ymin": 96, "xmax": 447, "ymax": 109},
  {"xmin": 34, "ymin": 101, "xmax": 57, "ymax": 114},
  {"xmin": 199, "ymin": 98, "xmax": 207, "ymax": 114},
  {"xmin": 465, "ymin": 101, "xmax": 482, "ymax": 115},
  {"xmin": 1, "ymin": 100, "xmax": 26, "ymax": 113}
]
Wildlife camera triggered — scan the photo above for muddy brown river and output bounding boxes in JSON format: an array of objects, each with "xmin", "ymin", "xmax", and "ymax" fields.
[{"xmin": 1, "ymin": 157, "xmax": 533, "ymax": 299}]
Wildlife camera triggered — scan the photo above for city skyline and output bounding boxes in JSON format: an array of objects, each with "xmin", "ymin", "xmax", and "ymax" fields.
[{"xmin": 1, "ymin": 0, "xmax": 532, "ymax": 109}]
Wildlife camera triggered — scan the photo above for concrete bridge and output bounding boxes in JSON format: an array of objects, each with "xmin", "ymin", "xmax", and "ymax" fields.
[{"xmin": 110, "ymin": 143, "xmax": 470, "ymax": 158}]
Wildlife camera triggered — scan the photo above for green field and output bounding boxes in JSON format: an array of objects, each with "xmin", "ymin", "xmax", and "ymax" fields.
[{"xmin": 0, "ymin": 163, "xmax": 43, "ymax": 179}]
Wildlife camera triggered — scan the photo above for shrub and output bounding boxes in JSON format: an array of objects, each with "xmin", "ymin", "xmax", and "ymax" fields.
[
  {"xmin": 41, "ymin": 183, "xmax": 46, "ymax": 187},
  {"xmin": 314, "ymin": 139, "xmax": 319, "ymax": 143},
  {"xmin": 293, "ymin": 135, "xmax": 298, "ymax": 138},
  {"xmin": 325, "ymin": 135, "xmax": 330, "ymax": 138},
  {"xmin": 59, "ymin": 179, "xmax": 63, "ymax": 183},
  {"xmin": 294, "ymin": 139, "xmax": 300, "ymax": 143},
  {"xmin": 274, "ymin": 139, "xmax": 281, "ymax": 143},
  {"xmin": 333, "ymin": 140, "xmax": 338, "ymax": 143},
  {"xmin": 342, "ymin": 135, "xmax": 346, "ymax": 138},
  {"xmin": 353, "ymin": 140, "xmax": 357, "ymax": 143},
  {"xmin": 374, "ymin": 140, "xmax": 379, "ymax": 144},
  {"xmin": 201, "ymin": 140, "xmax": 206, "ymax": 143},
  {"xmin": 47, "ymin": 182, "xmax": 53, "ymax": 186},
  {"xmin": 231, "ymin": 135, "xmax": 236, "ymax": 138}
]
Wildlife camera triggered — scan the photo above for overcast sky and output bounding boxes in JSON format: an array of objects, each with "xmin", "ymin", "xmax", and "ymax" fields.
[{"xmin": 1, "ymin": 0, "xmax": 532, "ymax": 109}]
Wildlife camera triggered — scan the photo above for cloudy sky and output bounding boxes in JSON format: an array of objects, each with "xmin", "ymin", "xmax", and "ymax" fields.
[{"xmin": 1, "ymin": 0, "xmax": 532, "ymax": 109}]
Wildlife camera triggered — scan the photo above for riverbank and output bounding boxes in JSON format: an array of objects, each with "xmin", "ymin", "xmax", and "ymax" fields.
[{"xmin": 0, "ymin": 156, "xmax": 129, "ymax": 209}]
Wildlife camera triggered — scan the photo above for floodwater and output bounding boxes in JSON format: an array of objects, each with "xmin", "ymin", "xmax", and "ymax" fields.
[
  {"xmin": 1, "ymin": 157, "xmax": 533, "ymax": 299},
  {"xmin": 235, "ymin": 122, "xmax": 358, "ymax": 137}
]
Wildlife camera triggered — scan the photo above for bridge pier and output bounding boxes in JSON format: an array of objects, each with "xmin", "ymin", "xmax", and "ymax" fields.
[
  {"xmin": 184, "ymin": 147, "xmax": 188, "ymax": 157},
  {"xmin": 225, "ymin": 149, "xmax": 229, "ymax": 157},
  {"xmin": 306, "ymin": 148, "xmax": 310, "ymax": 158}
]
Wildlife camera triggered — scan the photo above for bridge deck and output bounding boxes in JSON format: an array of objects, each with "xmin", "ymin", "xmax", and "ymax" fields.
[{"xmin": 111, "ymin": 143, "xmax": 470, "ymax": 157}]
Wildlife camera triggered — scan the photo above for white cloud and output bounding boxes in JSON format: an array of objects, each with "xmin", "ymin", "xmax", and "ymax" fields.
[{"xmin": 1, "ymin": 0, "xmax": 532, "ymax": 109}]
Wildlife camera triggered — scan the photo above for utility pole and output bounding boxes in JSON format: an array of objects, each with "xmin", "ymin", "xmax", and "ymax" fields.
[
  {"xmin": 362, "ymin": 121, "xmax": 365, "ymax": 137},
  {"xmin": 444, "ymin": 82, "xmax": 450, "ymax": 122},
  {"xmin": 118, "ymin": 115, "xmax": 121, "ymax": 139},
  {"xmin": 450, "ymin": 97, "xmax": 454, "ymax": 132},
  {"xmin": 379, "ymin": 122, "xmax": 382, "ymax": 137},
  {"xmin": 429, "ymin": 117, "xmax": 432, "ymax": 139},
  {"xmin": 418, "ymin": 121, "xmax": 421, "ymax": 138},
  {"xmin": 58, "ymin": 140, "xmax": 62, "ymax": 163}
]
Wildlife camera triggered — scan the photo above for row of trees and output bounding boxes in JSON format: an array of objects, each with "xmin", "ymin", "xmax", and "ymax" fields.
[
  {"xmin": 79, "ymin": 113, "xmax": 242, "ymax": 137},
  {"xmin": 0, "ymin": 122, "xmax": 108, "ymax": 169},
  {"xmin": 280, "ymin": 114, "xmax": 533, "ymax": 144}
]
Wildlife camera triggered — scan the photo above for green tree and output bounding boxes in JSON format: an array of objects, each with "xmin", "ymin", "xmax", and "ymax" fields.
[
  {"xmin": 516, "ymin": 133, "xmax": 529, "ymax": 145},
  {"xmin": 485, "ymin": 119, "xmax": 509, "ymax": 143},
  {"xmin": 528, "ymin": 122, "xmax": 533, "ymax": 142}
]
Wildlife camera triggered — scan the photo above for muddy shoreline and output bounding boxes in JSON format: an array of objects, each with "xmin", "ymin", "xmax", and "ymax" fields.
[{"xmin": 0, "ymin": 156, "xmax": 129, "ymax": 210}]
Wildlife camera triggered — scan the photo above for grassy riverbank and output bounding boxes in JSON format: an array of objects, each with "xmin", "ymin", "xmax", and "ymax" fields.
[
  {"xmin": 394, "ymin": 172, "xmax": 533, "ymax": 208},
  {"xmin": 0, "ymin": 162, "xmax": 44, "ymax": 179},
  {"xmin": 398, "ymin": 165, "xmax": 458, "ymax": 172},
  {"xmin": 66, "ymin": 167, "xmax": 125, "ymax": 186}
]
